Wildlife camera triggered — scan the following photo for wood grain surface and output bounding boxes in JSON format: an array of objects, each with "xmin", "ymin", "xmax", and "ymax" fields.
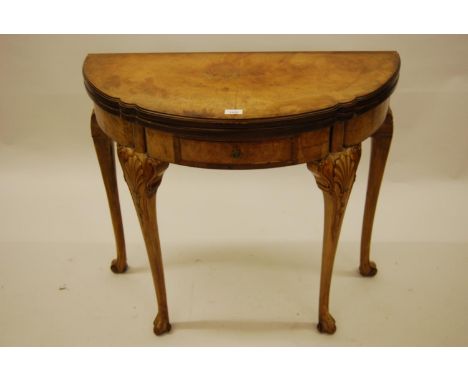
[{"xmin": 83, "ymin": 52, "xmax": 400, "ymax": 134}]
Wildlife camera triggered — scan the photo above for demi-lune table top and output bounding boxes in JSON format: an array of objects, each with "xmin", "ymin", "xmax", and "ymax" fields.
[{"xmin": 83, "ymin": 52, "xmax": 400, "ymax": 134}]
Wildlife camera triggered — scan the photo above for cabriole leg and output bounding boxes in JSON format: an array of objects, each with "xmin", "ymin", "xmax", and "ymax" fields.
[
  {"xmin": 360, "ymin": 110, "xmax": 393, "ymax": 277},
  {"xmin": 91, "ymin": 112, "xmax": 128, "ymax": 273},
  {"xmin": 117, "ymin": 145, "xmax": 171, "ymax": 336},
  {"xmin": 308, "ymin": 144, "xmax": 361, "ymax": 334}
]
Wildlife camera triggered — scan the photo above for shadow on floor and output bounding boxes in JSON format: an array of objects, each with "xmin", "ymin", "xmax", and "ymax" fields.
[
  {"xmin": 159, "ymin": 241, "xmax": 363, "ymax": 278},
  {"xmin": 174, "ymin": 319, "xmax": 316, "ymax": 333}
]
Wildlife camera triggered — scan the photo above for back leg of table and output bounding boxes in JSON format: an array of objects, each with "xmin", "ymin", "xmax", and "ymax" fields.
[
  {"xmin": 91, "ymin": 113, "xmax": 128, "ymax": 273},
  {"xmin": 360, "ymin": 110, "xmax": 393, "ymax": 277},
  {"xmin": 308, "ymin": 144, "xmax": 361, "ymax": 334}
]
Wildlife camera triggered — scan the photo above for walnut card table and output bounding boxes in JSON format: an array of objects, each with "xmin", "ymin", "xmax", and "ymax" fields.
[{"xmin": 83, "ymin": 52, "xmax": 399, "ymax": 336}]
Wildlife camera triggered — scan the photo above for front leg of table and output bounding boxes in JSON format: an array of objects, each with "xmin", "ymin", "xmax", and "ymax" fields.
[
  {"xmin": 360, "ymin": 110, "xmax": 394, "ymax": 277},
  {"xmin": 117, "ymin": 145, "xmax": 171, "ymax": 335},
  {"xmin": 308, "ymin": 145, "xmax": 362, "ymax": 334},
  {"xmin": 90, "ymin": 113, "xmax": 128, "ymax": 274}
]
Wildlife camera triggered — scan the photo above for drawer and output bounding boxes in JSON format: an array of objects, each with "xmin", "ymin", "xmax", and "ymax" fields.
[{"xmin": 179, "ymin": 137, "xmax": 293, "ymax": 167}]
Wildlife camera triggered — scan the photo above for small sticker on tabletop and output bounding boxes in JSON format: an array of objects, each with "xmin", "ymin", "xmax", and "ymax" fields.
[{"xmin": 224, "ymin": 109, "xmax": 243, "ymax": 115}]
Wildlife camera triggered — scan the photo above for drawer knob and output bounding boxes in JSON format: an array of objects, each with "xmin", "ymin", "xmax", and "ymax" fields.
[{"xmin": 231, "ymin": 148, "xmax": 241, "ymax": 158}]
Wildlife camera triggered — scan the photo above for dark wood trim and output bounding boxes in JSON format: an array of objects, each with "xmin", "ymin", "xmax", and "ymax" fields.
[{"xmin": 175, "ymin": 159, "xmax": 297, "ymax": 170}]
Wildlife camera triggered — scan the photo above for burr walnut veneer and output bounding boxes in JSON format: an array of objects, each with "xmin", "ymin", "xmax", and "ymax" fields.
[{"xmin": 84, "ymin": 52, "xmax": 399, "ymax": 336}]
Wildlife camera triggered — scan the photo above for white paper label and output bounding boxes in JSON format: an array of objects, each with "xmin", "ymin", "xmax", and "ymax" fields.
[{"xmin": 224, "ymin": 109, "xmax": 243, "ymax": 115}]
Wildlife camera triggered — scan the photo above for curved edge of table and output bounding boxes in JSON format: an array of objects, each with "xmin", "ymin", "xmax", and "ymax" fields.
[{"xmin": 83, "ymin": 60, "xmax": 400, "ymax": 140}]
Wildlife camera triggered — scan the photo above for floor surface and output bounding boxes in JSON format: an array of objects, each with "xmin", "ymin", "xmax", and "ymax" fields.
[{"xmin": 1, "ymin": 241, "xmax": 467, "ymax": 346}]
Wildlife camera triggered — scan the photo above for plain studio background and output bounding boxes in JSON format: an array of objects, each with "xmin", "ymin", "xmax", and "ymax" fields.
[{"xmin": 0, "ymin": 35, "xmax": 467, "ymax": 346}]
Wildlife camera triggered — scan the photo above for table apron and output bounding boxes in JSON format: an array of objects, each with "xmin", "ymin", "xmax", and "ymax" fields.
[{"xmin": 93, "ymin": 99, "xmax": 390, "ymax": 169}]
